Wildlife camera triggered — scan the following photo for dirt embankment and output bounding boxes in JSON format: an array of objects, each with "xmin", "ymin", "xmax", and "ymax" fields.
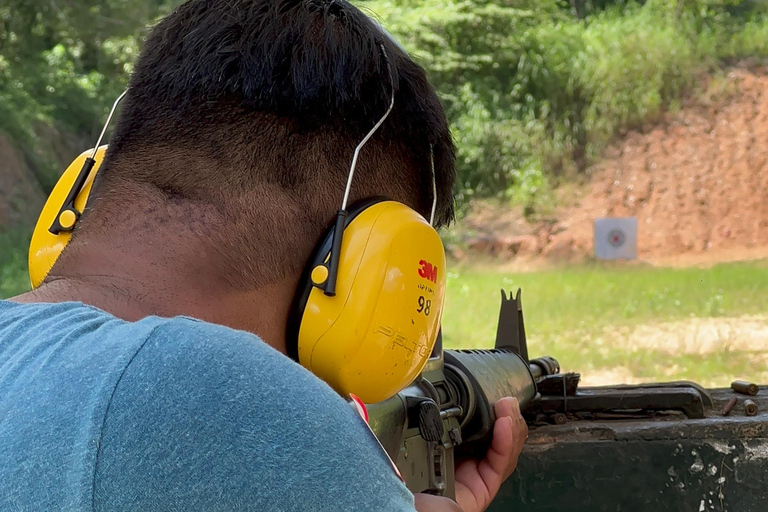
[{"xmin": 458, "ymin": 66, "xmax": 768, "ymax": 267}]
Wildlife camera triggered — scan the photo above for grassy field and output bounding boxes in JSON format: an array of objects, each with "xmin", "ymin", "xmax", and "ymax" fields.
[{"xmin": 442, "ymin": 260, "xmax": 768, "ymax": 387}]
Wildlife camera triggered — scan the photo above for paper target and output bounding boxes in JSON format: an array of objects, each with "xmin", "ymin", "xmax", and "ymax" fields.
[{"xmin": 594, "ymin": 218, "xmax": 637, "ymax": 260}]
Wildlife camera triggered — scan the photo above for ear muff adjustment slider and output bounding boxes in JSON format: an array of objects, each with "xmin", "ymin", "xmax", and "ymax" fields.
[
  {"xmin": 48, "ymin": 156, "xmax": 97, "ymax": 234},
  {"xmin": 323, "ymin": 209, "xmax": 349, "ymax": 297}
]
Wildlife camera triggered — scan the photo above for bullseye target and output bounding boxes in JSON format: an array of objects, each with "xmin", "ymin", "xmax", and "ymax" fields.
[
  {"xmin": 607, "ymin": 229, "xmax": 626, "ymax": 248},
  {"xmin": 594, "ymin": 218, "xmax": 637, "ymax": 260}
]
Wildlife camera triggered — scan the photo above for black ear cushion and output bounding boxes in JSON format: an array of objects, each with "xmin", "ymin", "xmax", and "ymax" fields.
[{"xmin": 285, "ymin": 197, "xmax": 388, "ymax": 362}]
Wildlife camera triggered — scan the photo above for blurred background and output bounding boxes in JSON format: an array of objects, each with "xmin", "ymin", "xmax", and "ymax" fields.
[{"xmin": 1, "ymin": 0, "xmax": 767, "ymax": 386}]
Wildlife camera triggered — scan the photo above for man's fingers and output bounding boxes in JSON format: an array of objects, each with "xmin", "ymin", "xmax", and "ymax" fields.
[
  {"xmin": 414, "ymin": 493, "xmax": 464, "ymax": 512},
  {"xmin": 489, "ymin": 397, "xmax": 528, "ymax": 480},
  {"xmin": 485, "ymin": 417, "xmax": 521, "ymax": 481},
  {"xmin": 454, "ymin": 397, "xmax": 529, "ymax": 512},
  {"xmin": 494, "ymin": 396, "xmax": 527, "ymax": 440},
  {"xmin": 494, "ymin": 396, "xmax": 522, "ymax": 420}
]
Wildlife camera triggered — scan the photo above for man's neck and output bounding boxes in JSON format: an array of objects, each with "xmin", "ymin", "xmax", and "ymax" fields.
[{"xmin": 13, "ymin": 239, "xmax": 296, "ymax": 355}]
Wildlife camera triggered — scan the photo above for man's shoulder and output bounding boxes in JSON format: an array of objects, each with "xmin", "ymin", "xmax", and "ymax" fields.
[
  {"xmin": 95, "ymin": 317, "xmax": 415, "ymax": 511},
  {"xmin": 145, "ymin": 315, "xmax": 276, "ymax": 358},
  {"xmin": 0, "ymin": 300, "xmax": 309, "ymax": 391},
  {"xmin": 0, "ymin": 299, "xmax": 337, "ymax": 409},
  {"xmin": 138, "ymin": 315, "xmax": 329, "ymax": 397},
  {"xmin": 1, "ymin": 305, "xmax": 414, "ymax": 510},
  {"xmin": 124, "ymin": 315, "xmax": 361, "ymax": 440},
  {"xmin": 0, "ymin": 300, "xmax": 167, "ymax": 358}
]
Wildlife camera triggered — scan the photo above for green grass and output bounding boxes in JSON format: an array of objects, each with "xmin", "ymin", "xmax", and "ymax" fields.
[
  {"xmin": 0, "ymin": 227, "xmax": 32, "ymax": 298},
  {"xmin": 442, "ymin": 260, "xmax": 768, "ymax": 386}
]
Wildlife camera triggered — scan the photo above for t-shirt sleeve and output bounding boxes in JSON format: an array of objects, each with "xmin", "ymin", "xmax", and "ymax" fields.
[{"xmin": 93, "ymin": 318, "xmax": 416, "ymax": 512}]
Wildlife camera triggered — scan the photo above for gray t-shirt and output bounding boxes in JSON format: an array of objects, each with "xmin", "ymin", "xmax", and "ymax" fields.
[{"xmin": 0, "ymin": 300, "xmax": 415, "ymax": 511}]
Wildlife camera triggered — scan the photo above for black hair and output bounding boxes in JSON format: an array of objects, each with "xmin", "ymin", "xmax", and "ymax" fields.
[{"xmin": 80, "ymin": 0, "xmax": 455, "ymax": 287}]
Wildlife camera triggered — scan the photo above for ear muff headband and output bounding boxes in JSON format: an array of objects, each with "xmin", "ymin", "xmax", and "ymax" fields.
[
  {"xmin": 289, "ymin": 200, "xmax": 446, "ymax": 404},
  {"xmin": 28, "ymin": 146, "xmax": 108, "ymax": 288}
]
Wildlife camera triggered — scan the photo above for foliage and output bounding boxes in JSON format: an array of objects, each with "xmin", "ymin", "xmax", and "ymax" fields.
[
  {"xmin": 361, "ymin": 0, "xmax": 768, "ymax": 210},
  {"xmin": 3, "ymin": 0, "xmax": 768, "ymax": 279},
  {"xmin": 0, "ymin": 0, "xmax": 178, "ymax": 190},
  {"xmin": 3, "ymin": 0, "xmax": 768, "ymax": 206}
]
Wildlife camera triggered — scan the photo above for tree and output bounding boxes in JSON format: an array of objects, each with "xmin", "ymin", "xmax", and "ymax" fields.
[{"xmin": 0, "ymin": 0, "xmax": 180, "ymax": 190}]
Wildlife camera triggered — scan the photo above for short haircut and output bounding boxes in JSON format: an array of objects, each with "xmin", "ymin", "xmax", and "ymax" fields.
[{"xmin": 79, "ymin": 0, "xmax": 455, "ymax": 287}]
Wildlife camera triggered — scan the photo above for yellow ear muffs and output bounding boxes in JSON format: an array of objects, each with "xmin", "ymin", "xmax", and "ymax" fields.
[
  {"xmin": 288, "ymin": 199, "xmax": 447, "ymax": 404},
  {"xmin": 28, "ymin": 145, "xmax": 108, "ymax": 289}
]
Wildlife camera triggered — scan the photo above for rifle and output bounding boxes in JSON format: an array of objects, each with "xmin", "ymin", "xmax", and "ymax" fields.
[
  {"xmin": 367, "ymin": 288, "xmax": 715, "ymax": 499},
  {"xmin": 366, "ymin": 288, "xmax": 554, "ymax": 498}
]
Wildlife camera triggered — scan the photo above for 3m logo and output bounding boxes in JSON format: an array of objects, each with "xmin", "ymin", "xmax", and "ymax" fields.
[{"xmin": 418, "ymin": 260, "xmax": 438, "ymax": 283}]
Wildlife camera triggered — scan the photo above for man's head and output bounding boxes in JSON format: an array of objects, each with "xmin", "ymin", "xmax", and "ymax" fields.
[{"xmin": 44, "ymin": 0, "xmax": 455, "ymax": 346}]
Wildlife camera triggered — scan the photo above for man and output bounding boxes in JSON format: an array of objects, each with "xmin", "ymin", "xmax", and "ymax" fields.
[{"xmin": 1, "ymin": 0, "xmax": 527, "ymax": 510}]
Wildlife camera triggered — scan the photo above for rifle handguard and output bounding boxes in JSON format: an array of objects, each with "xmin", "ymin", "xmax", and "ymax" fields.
[{"xmin": 444, "ymin": 348, "xmax": 538, "ymax": 457}]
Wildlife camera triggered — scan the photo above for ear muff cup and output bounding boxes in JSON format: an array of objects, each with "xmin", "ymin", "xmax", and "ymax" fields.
[
  {"xmin": 28, "ymin": 146, "xmax": 107, "ymax": 289},
  {"xmin": 287, "ymin": 197, "xmax": 386, "ymax": 361},
  {"xmin": 288, "ymin": 199, "xmax": 447, "ymax": 404}
]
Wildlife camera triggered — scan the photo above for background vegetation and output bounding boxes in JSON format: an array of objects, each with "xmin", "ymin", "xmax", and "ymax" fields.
[
  {"xmin": 3, "ymin": 1, "xmax": 768, "ymax": 213},
  {"xmin": 3, "ymin": 0, "xmax": 768, "ymax": 290},
  {"xmin": 0, "ymin": 0, "xmax": 173, "ymax": 190},
  {"xmin": 363, "ymin": 0, "xmax": 768, "ymax": 211}
]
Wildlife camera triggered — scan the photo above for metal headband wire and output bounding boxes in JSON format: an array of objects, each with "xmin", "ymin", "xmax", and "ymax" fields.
[
  {"xmin": 90, "ymin": 89, "xmax": 128, "ymax": 159},
  {"xmin": 49, "ymin": 89, "xmax": 129, "ymax": 234},
  {"xmin": 322, "ymin": 45, "xmax": 396, "ymax": 296},
  {"xmin": 429, "ymin": 145, "xmax": 437, "ymax": 226},
  {"xmin": 340, "ymin": 46, "xmax": 396, "ymax": 211}
]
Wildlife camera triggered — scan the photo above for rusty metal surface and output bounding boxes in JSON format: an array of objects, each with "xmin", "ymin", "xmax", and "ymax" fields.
[{"xmin": 489, "ymin": 387, "xmax": 768, "ymax": 512}]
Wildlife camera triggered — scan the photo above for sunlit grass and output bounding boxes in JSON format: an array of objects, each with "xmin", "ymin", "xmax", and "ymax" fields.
[{"xmin": 442, "ymin": 260, "xmax": 768, "ymax": 386}]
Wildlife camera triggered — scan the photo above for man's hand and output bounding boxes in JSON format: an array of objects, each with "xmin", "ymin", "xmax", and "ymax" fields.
[
  {"xmin": 413, "ymin": 397, "xmax": 528, "ymax": 512},
  {"xmin": 454, "ymin": 397, "xmax": 528, "ymax": 512}
]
